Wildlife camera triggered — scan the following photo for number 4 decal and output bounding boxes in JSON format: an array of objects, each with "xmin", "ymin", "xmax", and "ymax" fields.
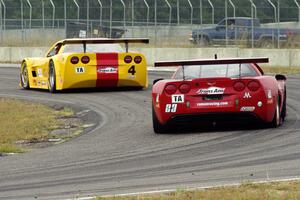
[
  {"xmin": 128, "ymin": 66, "xmax": 136, "ymax": 75},
  {"xmin": 165, "ymin": 104, "xmax": 177, "ymax": 113}
]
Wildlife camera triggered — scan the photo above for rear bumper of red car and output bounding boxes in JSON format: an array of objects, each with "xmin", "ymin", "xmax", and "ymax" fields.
[{"xmin": 166, "ymin": 112, "xmax": 264, "ymax": 126}]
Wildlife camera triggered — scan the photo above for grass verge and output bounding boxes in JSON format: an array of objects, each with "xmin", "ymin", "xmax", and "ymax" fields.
[
  {"xmin": 94, "ymin": 181, "xmax": 300, "ymax": 200},
  {"xmin": 0, "ymin": 97, "xmax": 74, "ymax": 153}
]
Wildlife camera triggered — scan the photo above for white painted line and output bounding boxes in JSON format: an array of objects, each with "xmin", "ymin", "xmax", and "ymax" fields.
[
  {"xmin": 0, "ymin": 63, "xmax": 19, "ymax": 68},
  {"xmin": 68, "ymin": 176, "xmax": 300, "ymax": 200},
  {"xmin": 76, "ymin": 109, "xmax": 91, "ymax": 117}
]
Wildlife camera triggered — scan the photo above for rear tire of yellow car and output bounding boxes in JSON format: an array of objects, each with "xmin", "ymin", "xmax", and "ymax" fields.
[
  {"xmin": 48, "ymin": 61, "xmax": 56, "ymax": 93},
  {"xmin": 152, "ymin": 105, "xmax": 169, "ymax": 134},
  {"xmin": 20, "ymin": 62, "xmax": 30, "ymax": 89}
]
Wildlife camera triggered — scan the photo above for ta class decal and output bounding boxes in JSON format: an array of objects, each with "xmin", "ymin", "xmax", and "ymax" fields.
[
  {"xmin": 197, "ymin": 87, "xmax": 225, "ymax": 95},
  {"xmin": 172, "ymin": 94, "xmax": 184, "ymax": 103},
  {"xmin": 75, "ymin": 67, "xmax": 85, "ymax": 73},
  {"xmin": 165, "ymin": 104, "xmax": 177, "ymax": 113},
  {"xmin": 197, "ymin": 102, "xmax": 229, "ymax": 107}
]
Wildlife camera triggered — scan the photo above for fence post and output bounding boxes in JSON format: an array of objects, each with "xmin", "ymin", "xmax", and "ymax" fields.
[
  {"xmin": 154, "ymin": 0, "xmax": 157, "ymax": 44},
  {"xmin": 20, "ymin": 0, "xmax": 24, "ymax": 43},
  {"xmin": 0, "ymin": 0, "xmax": 5, "ymax": 31},
  {"xmin": 119, "ymin": 0, "xmax": 126, "ymax": 32},
  {"xmin": 225, "ymin": 0, "xmax": 228, "ymax": 47},
  {"xmin": 228, "ymin": 0, "xmax": 236, "ymax": 44},
  {"xmin": 96, "ymin": 0, "xmax": 102, "ymax": 26},
  {"xmin": 143, "ymin": 0, "xmax": 149, "ymax": 27},
  {"xmin": 49, "ymin": 0, "xmax": 55, "ymax": 28},
  {"xmin": 109, "ymin": 0, "xmax": 112, "ymax": 38},
  {"xmin": 0, "ymin": 1, "xmax": 2, "ymax": 43},
  {"xmin": 294, "ymin": 0, "xmax": 300, "ymax": 23},
  {"xmin": 72, "ymin": 0, "xmax": 79, "ymax": 22},
  {"xmin": 277, "ymin": 0, "xmax": 280, "ymax": 48},
  {"xmin": 64, "ymin": 0, "xmax": 66, "ymax": 33},
  {"xmin": 165, "ymin": 0, "xmax": 172, "ymax": 26},
  {"xmin": 207, "ymin": 0, "xmax": 214, "ymax": 24},
  {"xmin": 177, "ymin": 0, "xmax": 179, "ymax": 25},
  {"xmin": 86, "ymin": 0, "xmax": 89, "ymax": 37},
  {"xmin": 187, "ymin": 0, "xmax": 193, "ymax": 25},
  {"xmin": 41, "ymin": 0, "xmax": 44, "ymax": 29},
  {"xmin": 249, "ymin": 0, "xmax": 256, "ymax": 48},
  {"xmin": 26, "ymin": 0, "xmax": 32, "ymax": 29},
  {"xmin": 228, "ymin": 0, "xmax": 235, "ymax": 17},
  {"xmin": 267, "ymin": 0, "xmax": 278, "ymax": 48}
]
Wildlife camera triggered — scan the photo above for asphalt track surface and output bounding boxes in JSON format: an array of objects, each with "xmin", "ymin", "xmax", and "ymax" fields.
[{"xmin": 0, "ymin": 66, "xmax": 300, "ymax": 200}]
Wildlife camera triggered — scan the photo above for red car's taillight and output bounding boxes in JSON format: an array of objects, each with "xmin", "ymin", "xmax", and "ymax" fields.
[
  {"xmin": 165, "ymin": 84, "xmax": 177, "ymax": 95},
  {"xmin": 70, "ymin": 56, "xmax": 79, "ymax": 64},
  {"xmin": 134, "ymin": 56, "xmax": 142, "ymax": 64},
  {"xmin": 124, "ymin": 55, "xmax": 132, "ymax": 63},
  {"xmin": 81, "ymin": 56, "xmax": 90, "ymax": 64},
  {"xmin": 178, "ymin": 83, "xmax": 191, "ymax": 94},
  {"xmin": 247, "ymin": 81, "xmax": 260, "ymax": 91},
  {"xmin": 233, "ymin": 81, "xmax": 246, "ymax": 91}
]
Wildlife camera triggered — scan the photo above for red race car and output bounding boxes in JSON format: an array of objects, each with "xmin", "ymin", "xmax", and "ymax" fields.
[{"xmin": 152, "ymin": 57, "xmax": 287, "ymax": 133}]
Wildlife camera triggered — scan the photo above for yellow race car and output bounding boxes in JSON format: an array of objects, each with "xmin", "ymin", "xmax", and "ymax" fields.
[{"xmin": 20, "ymin": 38, "xmax": 149, "ymax": 92}]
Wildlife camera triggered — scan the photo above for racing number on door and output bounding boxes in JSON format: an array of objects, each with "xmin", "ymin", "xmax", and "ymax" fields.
[
  {"xmin": 128, "ymin": 66, "xmax": 136, "ymax": 75},
  {"xmin": 165, "ymin": 104, "xmax": 177, "ymax": 113}
]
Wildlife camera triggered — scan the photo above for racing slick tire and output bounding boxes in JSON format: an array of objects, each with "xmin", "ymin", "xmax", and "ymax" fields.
[
  {"xmin": 270, "ymin": 96, "xmax": 282, "ymax": 128},
  {"xmin": 152, "ymin": 105, "xmax": 170, "ymax": 134},
  {"xmin": 20, "ymin": 62, "xmax": 30, "ymax": 89},
  {"xmin": 281, "ymin": 88, "xmax": 287, "ymax": 122},
  {"xmin": 48, "ymin": 61, "xmax": 57, "ymax": 93}
]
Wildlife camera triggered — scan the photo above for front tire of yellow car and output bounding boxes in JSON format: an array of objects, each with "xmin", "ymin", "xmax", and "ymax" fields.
[
  {"xmin": 48, "ymin": 61, "xmax": 56, "ymax": 93},
  {"xmin": 20, "ymin": 62, "xmax": 30, "ymax": 89}
]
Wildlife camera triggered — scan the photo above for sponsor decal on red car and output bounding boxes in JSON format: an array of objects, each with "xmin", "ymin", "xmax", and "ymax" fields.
[{"xmin": 197, "ymin": 87, "xmax": 225, "ymax": 95}]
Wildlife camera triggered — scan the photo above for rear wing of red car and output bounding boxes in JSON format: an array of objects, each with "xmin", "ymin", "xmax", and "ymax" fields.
[
  {"xmin": 62, "ymin": 38, "xmax": 149, "ymax": 53},
  {"xmin": 154, "ymin": 57, "xmax": 269, "ymax": 67},
  {"xmin": 155, "ymin": 57, "xmax": 269, "ymax": 79}
]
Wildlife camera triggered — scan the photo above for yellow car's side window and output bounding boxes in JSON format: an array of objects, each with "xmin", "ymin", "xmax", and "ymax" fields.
[{"xmin": 47, "ymin": 43, "xmax": 62, "ymax": 57}]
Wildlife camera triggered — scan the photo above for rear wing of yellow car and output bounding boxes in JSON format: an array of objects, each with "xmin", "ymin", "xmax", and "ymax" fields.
[
  {"xmin": 62, "ymin": 38, "xmax": 149, "ymax": 53},
  {"xmin": 154, "ymin": 57, "xmax": 269, "ymax": 67}
]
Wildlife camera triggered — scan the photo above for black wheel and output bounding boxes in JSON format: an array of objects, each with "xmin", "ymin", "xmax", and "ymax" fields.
[
  {"xmin": 48, "ymin": 61, "xmax": 56, "ymax": 93},
  {"xmin": 281, "ymin": 88, "xmax": 287, "ymax": 121},
  {"xmin": 152, "ymin": 105, "xmax": 169, "ymax": 134},
  {"xmin": 270, "ymin": 96, "xmax": 282, "ymax": 128},
  {"xmin": 20, "ymin": 62, "xmax": 30, "ymax": 89},
  {"xmin": 197, "ymin": 36, "xmax": 209, "ymax": 47}
]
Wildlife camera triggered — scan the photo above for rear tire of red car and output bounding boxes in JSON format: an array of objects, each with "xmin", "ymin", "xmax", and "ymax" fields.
[
  {"xmin": 20, "ymin": 62, "xmax": 30, "ymax": 89},
  {"xmin": 48, "ymin": 61, "xmax": 57, "ymax": 93},
  {"xmin": 281, "ymin": 88, "xmax": 287, "ymax": 122},
  {"xmin": 270, "ymin": 96, "xmax": 282, "ymax": 128},
  {"xmin": 152, "ymin": 105, "xmax": 169, "ymax": 134}
]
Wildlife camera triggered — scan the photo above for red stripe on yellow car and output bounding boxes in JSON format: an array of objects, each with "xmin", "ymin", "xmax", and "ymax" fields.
[{"xmin": 96, "ymin": 53, "xmax": 118, "ymax": 87}]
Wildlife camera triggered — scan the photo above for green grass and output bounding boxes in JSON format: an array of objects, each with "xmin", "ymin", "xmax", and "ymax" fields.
[
  {"xmin": 0, "ymin": 97, "xmax": 74, "ymax": 153},
  {"xmin": 94, "ymin": 181, "xmax": 300, "ymax": 200}
]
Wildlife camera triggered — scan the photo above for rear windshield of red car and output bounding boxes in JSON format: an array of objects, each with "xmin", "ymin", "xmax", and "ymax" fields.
[{"xmin": 174, "ymin": 64, "xmax": 259, "ymax": 79}]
